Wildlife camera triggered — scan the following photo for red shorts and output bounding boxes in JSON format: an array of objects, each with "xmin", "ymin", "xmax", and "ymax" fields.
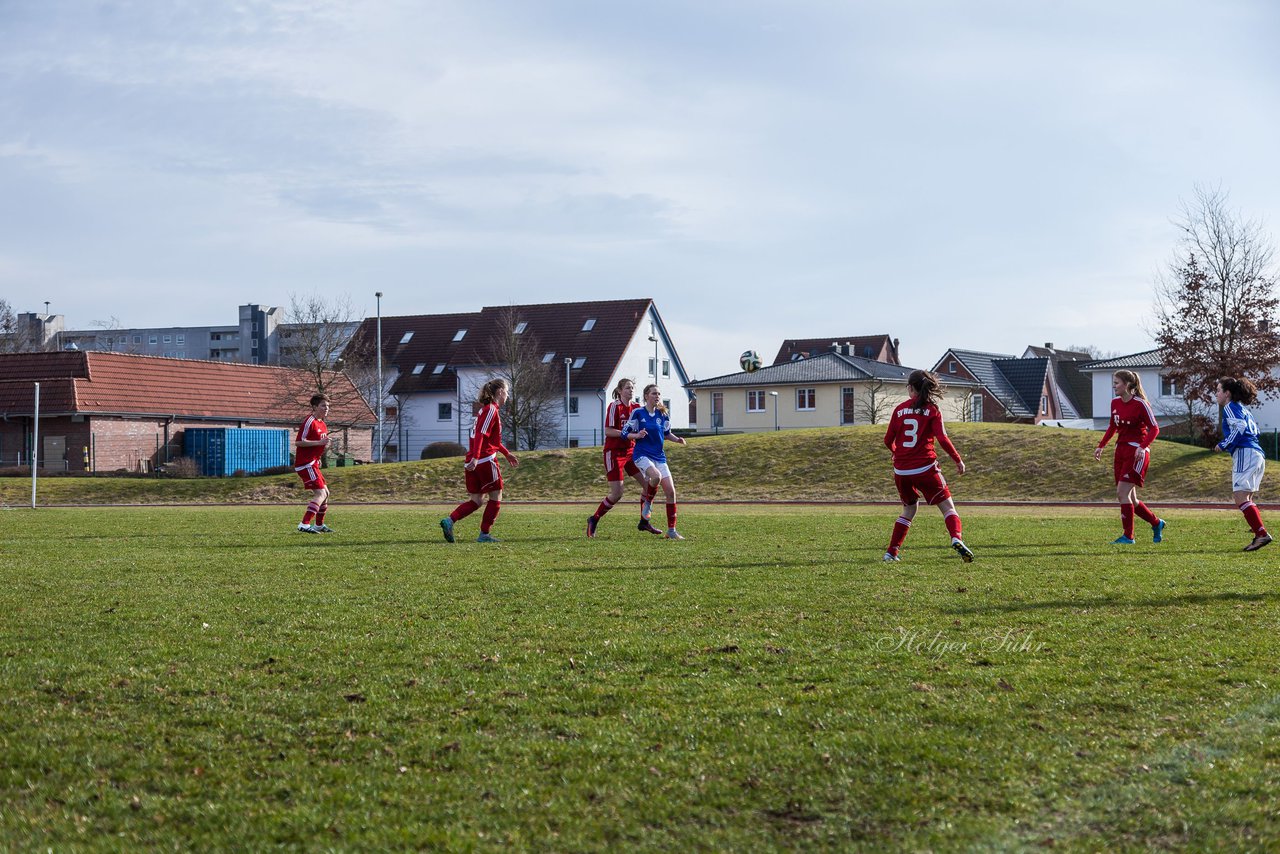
[
  {"xmin": 893, "ymin": 465, "xmax": 951, "ymax": 506},
  {"xmin": 295, "ymin": 461, "xmax": 326, "ymax": 491},
  {"xmin": 603, "ymin": 449, "xmax": 641, "ymax": 482},
  {"xmin": 465, "ymin": 458, "xmax": 503, "ymax": 494},
  {"xmin": 1114, "ymin": 445, "xmax": 1149, "ymax": 486}
]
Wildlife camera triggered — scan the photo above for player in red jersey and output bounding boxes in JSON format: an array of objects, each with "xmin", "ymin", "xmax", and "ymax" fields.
[
  {"xmin": 294, "ymin": 393, "xmax": 334, "ymax": 533},
  {"xmin": 881, "ymin": 370, "xmax": 974, "ymax": 562},
  {"xmin": 440, "ymin": 378, "xmax": 520, "ymax": 543},
  {"xmin": 1093, "ymin": 369, "xmax": 1165, "ymax": 544},
  {"xmin": 586, "ymin": 378, "xmax": 656, "ymax": 537}
]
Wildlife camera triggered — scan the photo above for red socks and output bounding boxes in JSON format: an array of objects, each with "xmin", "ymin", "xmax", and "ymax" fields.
[
  {"xmin": 943, "ymin": 511, "xmax": 962, "ymax": 540},
  {"xmin": 450, "ymin": 501, "xmax": 479, "ymax": 523},
  {"xmin": 666, "ymin": 502, "xmax": 678, "ymax": 530},
  {"xmin": 887, "ymin": 516, "xmax": 911, "ymax": 555},
  {"xmin": 480, "ymin": 500, "xmax": 501, "ymax": 533},
  {"xmin": 1133, "ymin": 502, "xmax": 1158, "ymax": 526},
  {"xmin": 302, "ymin": 501, "xmax": 319, "ymax": 524},
  {"xmin": 1120, "ymin": 504, "xmax": 1135, "ymax": 538},
  {"xmin": 594, "ymin": 495, "xmax": 616, "ymax": 520},
  {"xmin": 1241, "ymin": 501, "xmax": 1267, "ymax": 536}
]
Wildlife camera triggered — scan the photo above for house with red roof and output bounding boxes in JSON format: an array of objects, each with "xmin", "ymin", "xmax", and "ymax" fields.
[
  {"xmin": 344, "ymin": 298, "xmax": 691, "ymax": 458},
  {"xmin": 0, "ymin": 351, "xmax": 374, "ymax": 472}
]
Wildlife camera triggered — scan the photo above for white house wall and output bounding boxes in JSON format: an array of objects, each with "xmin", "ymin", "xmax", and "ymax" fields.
[{"xmin": 1088, "ymin": 366, "xmax": 1280, "ymax": 432}]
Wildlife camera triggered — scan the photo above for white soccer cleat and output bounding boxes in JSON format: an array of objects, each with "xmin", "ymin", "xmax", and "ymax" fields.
[
  {"xmin": 951, "ymin": 537, "xmax": 974, "ymax": 562},
  {"xmin": 313, "ymin": 524, "xmax": 334, "ymax": 533},
  {"xmin": 297, "ymin": 523, "xmax": 320, "ymax": 534},
  {"xmin": 665, "ymin": 528, "xmax": 685, "ymax": 540},
  {"xmin": 882, "ymin": 552, "xmax": 900, "ymax": 562}
]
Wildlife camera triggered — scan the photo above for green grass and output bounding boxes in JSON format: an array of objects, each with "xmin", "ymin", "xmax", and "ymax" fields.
[
  {"xmin": 2, "ymin": 504, "xmax": 1278, "ymax": 850},
  {"xmin": 0, "ymin": 423, "xmax": 1248, "ymax": 505}
]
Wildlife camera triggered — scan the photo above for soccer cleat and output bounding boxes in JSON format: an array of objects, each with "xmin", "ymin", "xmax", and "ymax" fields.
[
  {"xmin": 641, "ymin": 499, "xmax": 653, "ymax": 521},
  {"xmin": 313, "ymin": 524, "xmax": 334, "ymax": 533},
  {"xmin": 586, "ymin": 515, "xmax": 598, "ymax": 538},
  {"xmin": 476, "ymin": 532, "xmax": 500, "ymax": 543},
  {"xmin": 1152, "ymin": 519, "xmax": 1166, "ymax": 543},
  {"xmin": 950, "ymin": 537, "xmax": 974, "ymax": 562},
  {"xmin": 440, "ymin": 517, "xmax": 455, "ymax": 543},
  {"xmin": 882, "ymin": 552, "xmax": 900, "ymax": 562},
  {"xmin": 666, "ymin": 528, "xmax": 685, "ymax": 540},
  {"xmin": 297, "ymin": 523, "xmax": 319, "ymax": 534},
  {"xmin": 1244, "ymin": 533, "xmax": 1273, "ymax": 552},
  {"xmin": 1111, "ymin": 535, "xmax": 1135, "ymax": 545},
  {"xmin": 638, "ymin": 519, "xmax": 663, "ymax": 536}
]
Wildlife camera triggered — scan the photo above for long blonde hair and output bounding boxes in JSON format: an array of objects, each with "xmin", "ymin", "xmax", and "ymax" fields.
[
  {"xmin": 1114, "ymin": 370, "xmax": 1148, "ymax": 402},
  {"xmin": 478, "ymin": 378, "xmax": 508, "ymax": 405},
  {"xmin": 643, "ymin": 383, "xmax": 668, "ymax": 416}
]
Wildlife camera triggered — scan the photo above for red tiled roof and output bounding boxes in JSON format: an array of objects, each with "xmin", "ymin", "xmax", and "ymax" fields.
[
  {"xmin": 0, "ymin": 352, "xmax": 375, "ymax": 425},
  {"xmin": 773, "ymin": 335, "xmax": 899, "ymax": 365}
]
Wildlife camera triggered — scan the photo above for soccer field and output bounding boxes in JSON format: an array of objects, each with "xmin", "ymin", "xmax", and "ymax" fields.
[{"xmin": 2, "ymin": 504, "xmax": 1277, "ymax": 850}]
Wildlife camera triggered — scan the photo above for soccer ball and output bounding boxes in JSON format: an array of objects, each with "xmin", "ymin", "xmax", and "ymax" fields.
[{"xmin": 739, "ymin": 350, "xmax": 762, "ymax": 373}]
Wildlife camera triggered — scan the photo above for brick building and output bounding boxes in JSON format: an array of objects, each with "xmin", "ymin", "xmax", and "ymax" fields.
[{"xmin": 0, "ymin": 351, "xmax": 375, "ymax": 472}]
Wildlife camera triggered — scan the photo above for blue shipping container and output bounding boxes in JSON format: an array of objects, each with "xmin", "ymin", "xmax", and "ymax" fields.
[{"xmin": 184, "ymin": 428, "xmax": 292, "ymax": 477}]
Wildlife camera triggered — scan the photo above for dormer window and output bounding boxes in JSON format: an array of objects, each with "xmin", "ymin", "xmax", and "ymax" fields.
[
  {"xmin": 573, "ymin": 357, "xmax": 586, "ymax": 369},
  {"xmin": 412, "ymin": 364, "xmax": 426, "ymax": 375},
  {"xmin": 400, "ymin": 331, "xmax": 414, "ymax": 345},
  {"xmin": 542, "ymin": 352, "xmax": 555, "ymax": 363},
  {"xmin": 582, "ymin": 318, "xmax": 596, "ymax": 332},
  {"xmin": 433, "ymin": 364, "xmax": 446, "ymax": 375},
  {"xmin": 452, "ymin": 329, "xmax": 466, "ymax": 342},
  {"xmin": 514, "ymin": 321, "xmax": 527, "ymax": 334}
]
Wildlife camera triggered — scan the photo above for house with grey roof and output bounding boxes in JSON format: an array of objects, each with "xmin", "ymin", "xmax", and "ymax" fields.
[
  {"xmin": 932, "ymin": 344, "xmax": 1093, "ymax": 426},
  {"xmin": 686, "ymin": 350, "xmax": 980, "ymax": 433}
]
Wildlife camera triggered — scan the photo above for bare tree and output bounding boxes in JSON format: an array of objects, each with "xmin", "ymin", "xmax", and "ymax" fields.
[
  {"xmin": 0, "ymin": 300, "xmax": 53, "ymax": 353},
  {"xmin": 946, "ymin": 388, "xmax": 978, "ymax": 423},
  {"xmin": 855, "ymin": 377, "xmax": 894, "ymax": 425},
  {"xmin": 485, "ymin": 306, "xmax": 562, "ymax": 450}
]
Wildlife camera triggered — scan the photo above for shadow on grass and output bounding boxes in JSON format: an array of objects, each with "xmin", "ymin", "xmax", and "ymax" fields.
[{"xmin": 944, "ymin": 590, "xmax": 1278, "ymax": 615}]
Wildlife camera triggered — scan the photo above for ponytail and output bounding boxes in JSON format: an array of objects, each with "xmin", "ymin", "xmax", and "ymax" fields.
[
  {"xmin": 478, "ymin": 378, "xmax": 507, "ymax": 405},
  {"xmin": 907, "ymin": 370, "xmax": 942, "ymax": 412},
  {"xmin": 1219, "ymin": 376, "xmax": 1258, "ymax": 405},
  {"xmin": 1114, "ymin": 370, "xmax": 1148, "ymax": 402}
]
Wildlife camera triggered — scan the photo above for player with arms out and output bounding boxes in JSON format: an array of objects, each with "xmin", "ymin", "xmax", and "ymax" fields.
[
  {"xmin": 1214, "ymin": 376, "xmax": 1271, "ymax": 551},
  {"xmin": 1094, "ymin": 369, "xmax": 1165, "ymax": 544},
  {"xmin": 295, "ymin": 393, "xmax": 334, "ymax": 533},
  {"xmin": 622, "ymin": 384, "xmax": 689, "ymax": 539},
  {"xmin": 440, "ymin": 378, "xmax": 520, "ymax": 543},
  {"xmin": 882, "ymin": 370, "xmax": 973, "ymax": 562},
  {"xmin": 587, "ymin": 378, "xmax": 654, "ymax": 537}
]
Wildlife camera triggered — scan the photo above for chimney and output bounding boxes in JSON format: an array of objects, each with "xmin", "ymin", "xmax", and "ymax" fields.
[{"xmin": 1044, "ymin": 342, "xmax": 1054, "ymax": 350}]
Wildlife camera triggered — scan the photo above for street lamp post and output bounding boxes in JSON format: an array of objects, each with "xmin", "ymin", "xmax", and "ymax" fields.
[
  {"xmin": 648, "ymin": 334, "xmax": 658, "ymax": 383},
  {"xmin": 375, "ymin": 291, "xmax": 383, "ymax": 463},
  {"xmin": 564, "ymin": 357, "xmax": 572, "ymax": 448},
  {"xmin": 769, "ymin": 391, "xmax": 779, "ymax": 431}
]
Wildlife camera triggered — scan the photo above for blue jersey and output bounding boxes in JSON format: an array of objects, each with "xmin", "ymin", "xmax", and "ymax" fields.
[
  {"xmin": 623, "ymin": 406, "xmax": 671, "ymax": 463},
  {"xmin": 1219, "ymin": 401, "xmax": 1263, "ymax": 454}
]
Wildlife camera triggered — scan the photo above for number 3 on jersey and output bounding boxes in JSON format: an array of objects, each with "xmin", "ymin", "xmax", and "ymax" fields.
[{"xmin": 900, "ymin": 416, "xmax": 920, "ymax": 448}]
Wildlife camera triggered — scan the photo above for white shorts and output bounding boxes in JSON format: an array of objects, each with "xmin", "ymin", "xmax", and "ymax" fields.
[
  {"xmin": 633, "ymin": 456, "xmax": 672, "ymax": 481},
  {"xmin": 1232, "ymin": 447, "xmax": 1266, "ymax": 493}
]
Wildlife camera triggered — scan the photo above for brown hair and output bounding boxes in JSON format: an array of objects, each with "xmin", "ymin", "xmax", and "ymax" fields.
[
  {"xmin": 478, "ymin": 378, "xmax": 508, "ymax": 405},
  {"xmin": 612, "ymin": 377, "xmax": 636, "ymax": 401},
  {"xmin": 642, "ymin": 383, "xmax": 668, "ymax": 416},
  {"xmin": 1114, "ymin": 370, "xmax": 1148, "ymax": 402},
  {"xmin": 309, "ymin": 393, "xmax": 330, "ymax": 407},
  {"xmin": 907, "ymin": 370, "xmax": 942, "ymax": 412},
  {"xmin": 1219, "ymin": 376, "xmax": 1258, "ymax": 405}
]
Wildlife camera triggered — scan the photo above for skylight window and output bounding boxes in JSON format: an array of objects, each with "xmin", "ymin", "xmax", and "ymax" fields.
[
  {"xmin": 542, "ymin": 352, "xmax": 555, "ymax": 363},
  {"xmin": 513, "ymin": 321, "xmax": 527, "ymax": 334},
  {"xmin": 582, "ymin": 318, "xmax": 596, "ymax": 332},
  {"xmin": 452, "ymin": 329, "xmax": 466, "ymax": 342},
  {"xmin": 573, "ymin": 357, "xmax": 586, "ymax": 369},
  {"xmin": 400, "ymin": 331, "xmax": 414, "ymax": 345},
  {"xmin": 412, "ymin": 364, "xmax": 426, "ymax": 375},
  {"xmin": 433, "ymin": 364, "xmax": 446, "ymax": 375}
]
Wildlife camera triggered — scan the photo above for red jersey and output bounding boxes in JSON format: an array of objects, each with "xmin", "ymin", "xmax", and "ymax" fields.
[
  {"xmin": 295, "ymin": 415, "xmax": 328, "ymax": 468},
  {"xmin": 602, "ymin": 399, "xmax": 639, "ymax": 453},
  {"xmin": 1098, "ymin": 396, "xmax": 1159, "ymax": 449},
  {"xmin": 467, "ymin": 402, "xmax": 509, "ymax": 463},
  {"xmin": 883, "ymin": 399, "xmax": 961, "ymax": 474}
]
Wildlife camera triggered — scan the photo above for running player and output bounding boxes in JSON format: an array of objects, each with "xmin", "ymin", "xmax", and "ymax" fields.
[
  {"xmin": 621, "ymin": 383, "xmax": 688, "ymax": 539},
  {"xmin": 440, "ymin": 378, "xmax": 520, "ymax": 543},
  {"xmin": 882, "ymin": 370, "xmax": 973, "ymax": 562},
  {"xmin": 1094, "ymin": 369, "xmax": 1165, "ymax": 544},
  {"xmin": 587, "ymin": 378, "xmax": 656, "ymax": 537},
  {"xmin": 1214, "ymin": 376, "xmax": 1271, "ymax": 551},
  {"xmin": 294, "ymin": 393, "xmax": 334, "ymax": 533}
]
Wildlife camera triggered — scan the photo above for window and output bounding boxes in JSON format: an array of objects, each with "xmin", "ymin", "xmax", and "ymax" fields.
[
  {"xmin": 412, "ymin": 363, "xmax": 426, "ymax": 375},
  {"xmin": 542, "ymin": 352, "xmax": 555, "ymax": 363},
  {"xmin": 841, "ymin": 387, "xmax": 857, "ymax": 425},
  {"xmin": 400, "ymin": 331, "xmax": 414, "ymax": 345},
  {"xmin": 1040, "ymin": 394, "xmax": 1048, "ymax": 415},
  {"xmin": 432, "ymin": 364, "xmax": 446, "ymax": 374},
  {"xmin": 569, "ymin": 397, "xmax": 579, "ymax": 414},
  {"xmin": 948, "ymin": 360, "xmax": 957, "ymax": 374},
  {"xmin": 251, "ymin": 340, "xmax": 258, "ymax": 349},
  {"xmin": 133, "ymin": 335, "xmax": 141, "ymax": 344},
  {"xmin": 149, "ymin": 336, "xmax": 157, "ymax": 345},
  {"xmin": 176, "ymin": 335, "xmax": 185, "ymax": 344},
  {"xmin": 648, "ymin": 358, "xmax": 656, "ymax": 375},
  {"xmin": 711, "ymin": 392, "xmax": 724, "ymax": 428},
  {"xmin": 972, "ymin": 396, "xmax": 983, "ymax": 421},
  {"xmin": 796, "ymin": 388, "xmax": 816, "ymax": 410},
  {"xmin": 514, "ymin": 321, "xmax": 527, "ymax": 334},
  {"xmin": 452, "ymin": 329, "xmax": 466, "ymax": 342},
  {"xmin": 1160, "ymin": 375, "xmax": 1181, "ymax": 397},
  {"xmin": 582, "ymin": 318, "xmax": 596, "ymax": 332},
  {"xmin": 438, "ymin": 402, "xmax": 452, "ymax": 420},
  {"xmin": 385, "ymin": 406, "xmax": 398, "ymax": 420},
  {"xmin": 747, "ymin": 390, "xmax": 766, "ymax": 412},
  {"xmin": 662, "ymin": 359, "xmax": 670, "ymax": 377},
  {"xmin": 569, "ymin": 438, "xmax": 580, "ymax": 448},
  {"xmin": 573, "ymin": 357, "xmax": 586, "ymax": 369},
  {"xmin": 177, "ymin": 351, "xmax": 185, "ymax": 358},
  {"xmin": 663, "ymin": 399, "xmax": 671, "ymax": 412},
  {"xmin": 163, "ymin": 335, "xmax": 172, "ymax": 344}
]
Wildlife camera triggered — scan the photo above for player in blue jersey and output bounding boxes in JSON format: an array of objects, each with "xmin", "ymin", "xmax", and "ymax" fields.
[
  {"xmin": 621, "ymin": 383, "xmax": 688, "ymax": 539},
  {"xmin": 1214, "ymin": 377, "xmax": 1271, "ymax": 551}
]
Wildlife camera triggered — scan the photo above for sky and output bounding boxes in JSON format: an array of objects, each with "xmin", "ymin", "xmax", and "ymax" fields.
[{"xmin": 2, "ymin": 0, "xmax": 1278, "ymax": 378}]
